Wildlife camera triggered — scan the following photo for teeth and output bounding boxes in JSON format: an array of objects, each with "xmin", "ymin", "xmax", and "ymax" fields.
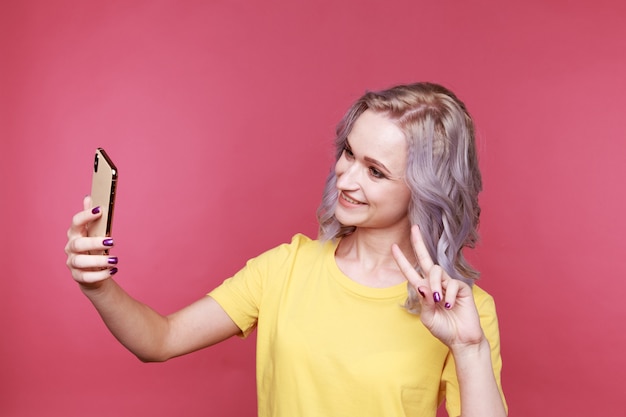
[{"xmin": 342, "ymin": 193, "xmax": 362, "ymax": 204}]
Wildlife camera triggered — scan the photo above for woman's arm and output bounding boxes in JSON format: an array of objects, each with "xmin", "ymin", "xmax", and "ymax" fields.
[
  {"xmin": 449, "ymin": 338, "xmax": 506, "ymax": 417},
  {"xmin": 66, "ymin": 197, "xmax": 240, "ymax": 362},
  {"xmin": 392, "ymin": 225, "xmax": 507, "ymax": 417}
]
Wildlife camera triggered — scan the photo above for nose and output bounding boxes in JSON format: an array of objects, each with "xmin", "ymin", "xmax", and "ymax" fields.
[{"xmin": 335, "ymin": 158, "xmax": 360, "ymax": 190}]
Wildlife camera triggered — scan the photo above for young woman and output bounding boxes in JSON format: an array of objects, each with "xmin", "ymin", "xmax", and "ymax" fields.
[{"xmin": 65, "ymin": 82, "xmax": 507, "ymax": 416}]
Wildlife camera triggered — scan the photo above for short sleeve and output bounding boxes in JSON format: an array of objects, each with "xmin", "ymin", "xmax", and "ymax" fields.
[
  {"xmin": 208, "ymin": 235, "xmax": 312, "ymax": 338},
  {"xmin": 208, "ymin": 255, "xmax": 267, "ymax": 338}
]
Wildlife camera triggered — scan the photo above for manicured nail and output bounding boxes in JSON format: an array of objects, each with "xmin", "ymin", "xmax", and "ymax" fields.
[
  {"xmin": 445, "ymin": 302, "xmax": 451, "ymax": 309},
  {"xmin": 418, "ymin": 288, "xmax": 426, "ymax": 298},
  {"xmin": 91, "ymin": 206, "xmax": 101, "ymax": 214},
  {"xmin": 108, "ymin": 257, "xmax": 118, "ymax": 265},
  {"xmin": 110, "ymin": 267, "xmax": 118, "ymax": 275},
  {"xmin": 103, "ymin": 238, "xmax": 114, "ymax": 247},
  {"xmin": 433, "ymin": 292, "xmax": 442, "ymax": 303}
]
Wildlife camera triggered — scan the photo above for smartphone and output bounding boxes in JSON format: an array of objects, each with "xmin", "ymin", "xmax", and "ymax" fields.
[{"xmin": 88, "ymin": 148, "xmax": 118, "ymax": 252}]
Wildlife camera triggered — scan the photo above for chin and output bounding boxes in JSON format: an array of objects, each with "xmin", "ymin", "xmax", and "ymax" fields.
[{"xmin": 334, "ymin": 210, "xmax": 360, "ymax": 228}]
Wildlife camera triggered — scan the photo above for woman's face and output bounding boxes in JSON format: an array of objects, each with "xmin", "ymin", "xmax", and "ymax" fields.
[{"xmin": 334, "ymin": 110, "xmax": 412, "ymax": 232}]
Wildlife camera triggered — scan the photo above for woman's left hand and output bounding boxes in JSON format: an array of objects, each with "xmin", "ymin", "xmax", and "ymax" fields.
[{"xmin": 392, "ymin": 225, "xmax": 485, "ymax": 351}]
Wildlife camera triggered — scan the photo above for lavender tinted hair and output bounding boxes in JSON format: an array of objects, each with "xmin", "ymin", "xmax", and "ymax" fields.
[{"xmin": 316, "ymin": 82, "xmax": 483, "ymax": 312}]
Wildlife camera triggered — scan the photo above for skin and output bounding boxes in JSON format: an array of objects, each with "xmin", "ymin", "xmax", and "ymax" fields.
[
  {"xmin": 334, "ymin": 110, "xmax": 415, "ymax": 288},
  {"xmin": 333, "ymin": 111, "xmax": 506, "ymax": 415},
  {"xmin": 66, "ymin": 196, "xmax": 240, "ymax": 362},
  {"xmin": 65, "ymin": 110, "xmax": 506, "ymax": 416},
  {"xmin": 392, "ymin": 225, "xmax": 507, "ymax": 417}
]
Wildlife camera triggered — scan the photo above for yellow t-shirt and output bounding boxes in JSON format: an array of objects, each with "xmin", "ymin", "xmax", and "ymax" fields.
[{"xmin": 210, "ymin": 234, "xmax": 505, "ymax": 417}]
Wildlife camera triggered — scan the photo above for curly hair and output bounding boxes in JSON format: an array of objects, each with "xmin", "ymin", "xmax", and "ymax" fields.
[{"xmin": 316, "ymin": 82, "xmax": 483, "ymax": 312}]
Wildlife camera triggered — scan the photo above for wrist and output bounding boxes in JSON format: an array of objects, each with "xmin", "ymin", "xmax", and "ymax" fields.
[
  {"xmin": 78, "ymin": 278, "xmax": 111, "ymax": 297},
  {"xmin": 450, "ymin": 335, "xmax": 489, "ymax": 359}
]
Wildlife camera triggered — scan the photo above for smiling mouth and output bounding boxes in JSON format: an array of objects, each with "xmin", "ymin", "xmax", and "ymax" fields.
[{"xmin": 341, "ymin": 192, "xmax": 365, "ymax": 205}]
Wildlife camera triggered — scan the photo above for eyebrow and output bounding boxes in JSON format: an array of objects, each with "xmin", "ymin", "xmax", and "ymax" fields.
[{"xmin": 345, "ymin": 139, "xmax": 393, "ymax": 175}]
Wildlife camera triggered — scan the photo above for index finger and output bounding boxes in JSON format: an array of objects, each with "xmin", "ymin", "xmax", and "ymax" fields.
[
  {"xmin": 411, "ymin": 224, "xmax": 434, "ymax": 273},
  {"xmin": 391, "ymin": 243, "xmax": 424, "ymax": 289},
  {"xmin": 82, "ymin": 195, "xmax": 92, "ymax": 211}
]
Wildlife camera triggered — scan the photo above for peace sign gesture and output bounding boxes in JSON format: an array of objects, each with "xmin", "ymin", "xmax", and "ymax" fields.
[{"xmin": 392, "ymin": 225, "xmax": 485, "ymax": 351}]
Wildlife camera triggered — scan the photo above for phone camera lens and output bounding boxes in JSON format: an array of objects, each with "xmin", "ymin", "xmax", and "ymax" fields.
[{"xmin": 94, "ymin": 154, "xmax": 99, "ymax": 172}]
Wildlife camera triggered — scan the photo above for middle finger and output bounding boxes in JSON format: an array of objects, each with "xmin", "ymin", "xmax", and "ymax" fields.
[
  {"xmin": 67, "ymin": 236, "xmax": 114, "ymax": 254},
  {"xmin": 411, "ymin": 225, "xmax": 435, "ymax": 274},
  {"xmin": 70, "ymin": 253, "xmax": 118, "ymax": 269}
]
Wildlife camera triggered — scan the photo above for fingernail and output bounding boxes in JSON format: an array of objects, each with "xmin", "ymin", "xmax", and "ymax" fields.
[
  {"xmin": 433, "ymin": 292, "xmax": 442, "ymax": 303},
  {"xmin": 110, "ymin": 267, "xmax": 118, "ymax": 275},
  {"xmin": 418, "ymin": 288, "xmax": 426, "ymax": 298},
  {"xmin": 108, "ymin": 257, "xmax": 118, "ymax": 265},
  {"xmin": 445, "ymin": 302, "xmax": 451, "ymax": 309},
  {"xmin": 103, "ymin": 238, "xmax": 114, "ymax": 247},
  {"xmin": 92, "ymin": 206, "xmax": 101, "ymax": 214}
]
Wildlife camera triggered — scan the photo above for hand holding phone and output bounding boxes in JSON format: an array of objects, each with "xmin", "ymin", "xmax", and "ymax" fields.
[{"xmin": 88, "ymin": 148, "xmax": 118, "ymax": 253}]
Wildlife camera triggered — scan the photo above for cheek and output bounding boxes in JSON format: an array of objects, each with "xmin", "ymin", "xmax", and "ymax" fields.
[{"xmin": 387, "ymin": 184, "xmax": 412, "ymax": 208}]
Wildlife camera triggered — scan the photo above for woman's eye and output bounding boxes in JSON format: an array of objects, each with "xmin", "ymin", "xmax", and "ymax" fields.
[
  {"xmin": 369, "ymin": 167, "xmax": 385, "ymax": 179},
  {"xmin": 343, "ymin": 146, "xmax": 354, "ymax": 159}
]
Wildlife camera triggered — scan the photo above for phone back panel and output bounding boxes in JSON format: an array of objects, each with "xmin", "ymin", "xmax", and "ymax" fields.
[{"xmin": 88, "ymin": 148, "xmax": 118, "ymax": 238}]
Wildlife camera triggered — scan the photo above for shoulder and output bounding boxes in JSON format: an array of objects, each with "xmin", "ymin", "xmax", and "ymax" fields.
[
  {"xmin": 471, "ymin": 284, "xmax": 494, "ymax": 306},
  {"xmin": 283, "ymin": 233, "xmax": 319, "ymax": 249},
  {"xmin": 260, "ymin": 233, "xmax": 322, "ymax": 255},
  {"xmin": 248, "ymin": 234, "xmax": 329, "ymax": 267}
]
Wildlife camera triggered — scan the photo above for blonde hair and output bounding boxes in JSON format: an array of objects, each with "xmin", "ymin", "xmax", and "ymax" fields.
[{"xmin": 316, "ymin": 82, "xmax": 482, "ymax": 312}]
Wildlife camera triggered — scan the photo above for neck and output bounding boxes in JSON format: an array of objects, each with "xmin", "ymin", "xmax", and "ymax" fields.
[{"xmin": 337, "ymin": 225, "xmax": 416, "ymax": 271}]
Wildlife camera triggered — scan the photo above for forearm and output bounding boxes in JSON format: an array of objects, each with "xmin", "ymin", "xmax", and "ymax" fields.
[
  {"xmin": 452, "ymin": 338, "xmax": 507, "ymax": 417},
  {"xmin": 66, "ymin": 199, "xmax": 238, "ymax": 361},
  {"xmin": 80, "ymin": 279, "xmax": 172, "ymax": 362}
]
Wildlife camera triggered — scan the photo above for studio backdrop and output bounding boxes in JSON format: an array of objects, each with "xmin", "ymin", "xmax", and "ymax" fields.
[{"xmin": 2, "ymin": 1, "xmax": 625, "ymax": 416}]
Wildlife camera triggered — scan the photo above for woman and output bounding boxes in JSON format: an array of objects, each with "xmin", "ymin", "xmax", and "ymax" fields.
[{"xmin": 66, "ymin": 82, "xmax": 507, "ymax": 416}]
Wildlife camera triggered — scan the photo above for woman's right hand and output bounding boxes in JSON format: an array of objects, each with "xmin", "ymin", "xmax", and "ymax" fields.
[
  {"xmin": 65, "ymin": 196, "xmax": 119, "ymax": 287},
  {"xmin": 64, "ymin": 198, "xmax": 245, "ymax": 362}
]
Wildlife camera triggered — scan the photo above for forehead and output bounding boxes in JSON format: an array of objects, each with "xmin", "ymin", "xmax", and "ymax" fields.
[{"xmin": 348, "ymin": 110, "xmax": 408, "ymax": 171}]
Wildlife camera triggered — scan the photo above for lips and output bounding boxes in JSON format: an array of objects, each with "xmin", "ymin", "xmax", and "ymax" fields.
[{"xmin": 340, "ymin": 192, "xmax": 365, "ymax": 205}]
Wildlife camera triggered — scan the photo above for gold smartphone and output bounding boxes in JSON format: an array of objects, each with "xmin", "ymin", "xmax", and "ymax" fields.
[{"xmin": 88, "ymin": 148, "xmax": 118, "ymax": 252}]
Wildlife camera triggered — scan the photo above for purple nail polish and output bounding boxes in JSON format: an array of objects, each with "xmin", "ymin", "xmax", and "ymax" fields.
[
  {"xmin": 418, "ymin": 288, "xmax": 426, "ymax": 298},
  {"xmin": 108, "ymin": 257, "xmax": 118, "ymax": 265},
  {"xmin": 103, "ymin": 238, "xmax": 114, "ymax": 247},
  {"xmin": 433, "ymin": 292, "xmax": 442, "ymax": 303},
  {"xmin": 91, "ymin": 206, "xmax": 101, "ymax": 214},
  {"xmin": 110, "ymin": 267, "xmax": 118, "ymax": 275},
  {"xmin": 445, "ymin": 302, "xmax": 451, "ymax": 309}
]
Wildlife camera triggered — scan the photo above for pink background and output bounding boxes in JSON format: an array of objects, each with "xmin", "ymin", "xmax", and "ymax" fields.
[{"xmin": 2, "ymin": 1, "xmax": 625, "ymax": 416}]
